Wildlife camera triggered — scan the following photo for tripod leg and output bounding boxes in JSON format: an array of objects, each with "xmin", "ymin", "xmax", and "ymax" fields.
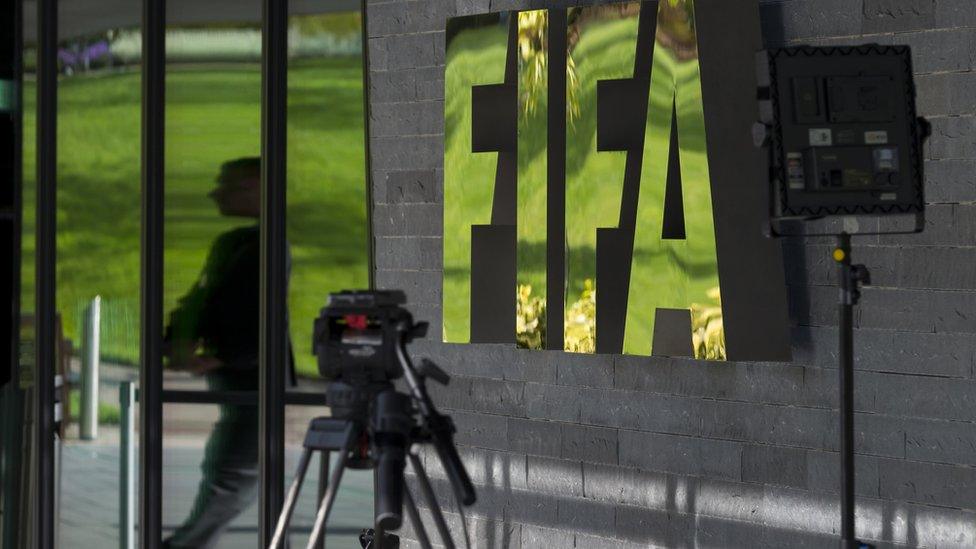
[
  {"xmin": 315, "ymin": 452, "xmax": 329, "ymax": 549},
  {"xmin": 403, "ymin": 487, "xmax": 433, "ymax": 549},
  {"xmin": 269, "ymin": 448, "xmax": 315, "ymax": 549},
  {"xmin": 305, "ymin": 444, "xmax": 353, "ymax": 549},
  {"xmin": 407, "ymin": 452, "xmax": 456, "ymax": 549}
]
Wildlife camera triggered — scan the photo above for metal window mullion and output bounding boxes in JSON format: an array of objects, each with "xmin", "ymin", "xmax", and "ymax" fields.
[
  {"xmin": 546, "ymin": 9, "xmax": 567, "ymax": 351},
  {"xmin": 259, "ymin": 0, "xmax": 288, "ymax": 543},
  {"xmin": 3, "ymin": 0, "xmax": 25, "ymax": 541},
  {"xmin": 33, "ymin": 0, "xmax": 57, "ymax": 545},
  {"xmin": 8, "ymin": 0, "xmax": 24, "ymax": 382},
  {"xmin": 360, "ymin": 0, "xmax": 375, "ymax": 289},
  {"xmin": 140, "ymin": 0, "xmax": 165, "ymax": 546}
]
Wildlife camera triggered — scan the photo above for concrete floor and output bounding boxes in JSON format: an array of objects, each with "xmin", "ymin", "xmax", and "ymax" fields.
[
  {"xmin": 59, "ymin": 364, "xmax": 374, "ymax": 548},
  {"xmin": 59, "ymin": 436, "xmax": 374, "ymax": 548}
]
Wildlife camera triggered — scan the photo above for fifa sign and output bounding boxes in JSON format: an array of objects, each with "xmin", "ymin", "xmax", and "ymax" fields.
[{"xmin": 442, "ymin": 0, "xmax": 791, "ymax": 361}]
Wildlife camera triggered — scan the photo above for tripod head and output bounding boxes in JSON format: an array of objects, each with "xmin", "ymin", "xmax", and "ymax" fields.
[
  {"xmin": 313, "ymin": 289, "xmax": 425, "ymax": 384},
  {"xmin": 311, "ymin": 290, "xmax": 477, "ymax": 534}
]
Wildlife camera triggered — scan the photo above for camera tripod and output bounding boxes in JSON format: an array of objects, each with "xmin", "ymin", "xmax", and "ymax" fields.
[{"xmin": 268, "ymin": 321, "xmax": 475, "ymax": 549}]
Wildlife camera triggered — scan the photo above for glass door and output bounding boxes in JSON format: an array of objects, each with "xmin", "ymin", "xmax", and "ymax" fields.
[
  {"xmin": 7, "ymin": 1, "xmax": 374, "ymax": 546},
  {"xmin": 284, "ymin": 3, "xmax": 373, "ymax": 545}
]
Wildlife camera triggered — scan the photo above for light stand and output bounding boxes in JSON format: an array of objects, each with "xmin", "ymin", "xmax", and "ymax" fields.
[
  {"xmin": 767, "ymin": 227, "xmax": 881, "ymax": 549},
  {"xmin": 755, "ymin": 43, "xmax": 929, "ymax": 548},
  {"xmin": 834, "ymin": 233, "xmax": 871, "ymax": 549}
]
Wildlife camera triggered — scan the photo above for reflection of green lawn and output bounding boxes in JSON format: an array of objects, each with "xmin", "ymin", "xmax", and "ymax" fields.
[
  {"xmin": 565, "ymin": 15, "xmax": 639, "ymax": 300},
  {"xmin": 623, "ymin": 30, "xmax": 721, "ymax": 356},
  {"xmin": 517, "ymin": 67, "xmax": 548, "ymax": 304},
  {"xmin": 444, "ymin": 15, "xmax": 721, "ymax": 352},
  {"xmin": 443, "ymin": 23, "xmax": 508, "ymax": 343},
  {"xmin": 21, "ymin": 57, "xmax": 368, "ymax": 376}
]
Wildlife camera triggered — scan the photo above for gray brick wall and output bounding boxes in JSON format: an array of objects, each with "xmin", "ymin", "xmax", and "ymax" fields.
[{"xmin": 366, "ymin": 0, "xmax": 976, "ymax": 547}]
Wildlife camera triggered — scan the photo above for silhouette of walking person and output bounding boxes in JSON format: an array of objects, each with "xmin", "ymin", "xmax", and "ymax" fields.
[{"xmin": 163, "ymin": 157, "xmax": 293, "ymax": 548}]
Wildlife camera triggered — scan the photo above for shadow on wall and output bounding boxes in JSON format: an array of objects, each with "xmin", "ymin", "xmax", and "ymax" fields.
[
  {"xmin": 405, "ymin": 446, "xmax": 971, "ymax": 547},
  {"xmin": 759, "ymin": 1, "xmax": 787, "ymax": 48},
  {"xmin": 760, "ymin": 2, "xmax": 816, "ymax": 360}
]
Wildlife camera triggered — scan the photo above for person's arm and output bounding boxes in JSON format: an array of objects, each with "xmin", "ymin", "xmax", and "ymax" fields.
[
  {"xmin": 165, "ymin": 234, "xmax": 231, "ymax": 373},
  {"xmin": 167, "ymin": 295, "xmax": 223, "ymax": 374},
  {"xmin": 167, "ymin": 338, "xmax": 222, "ymax": 375}
]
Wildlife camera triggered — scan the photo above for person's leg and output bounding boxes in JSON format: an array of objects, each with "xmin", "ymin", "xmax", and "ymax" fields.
[{"xmin": 165, "ymin": 373, "xmax": 259, "ymax": 548}]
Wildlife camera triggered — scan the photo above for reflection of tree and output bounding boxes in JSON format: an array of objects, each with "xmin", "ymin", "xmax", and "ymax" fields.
[
  {"xmin": 567, "ymin": 2, "xmax": 640, "ymax": 51},
  {"xmin": 564, "ymin": 279, "xmax": 596, "ymax": 353},
  {"xmin": 656, "ymin": 0, "xmax": 698, "ymax": 62},
  {"xmin": 564, "ymin": 3, "xmax": 642, "ymax": 125},
  {"xmin": 691, "ymin": 287, "xmax": 725, "ymax": 360},
  {"xmin": 517, "ymin": 281, "xmax": 724, "ymax": 356},
  {"xmin": 518, "ymin": 11, "xmax": 547, "ymax": 120},
  {"xmin": 517, "ymin": 11, "xmax": 581, "ymax": 124},
  {"xmin": 291, "ymin": 11, "xmax": 362, "ymax": 37},
  {"xmin": 516, "ymin": 1, "xmax": 697, "ymax": 123},
  {"xmin": 516, "ymin": 284, "xmax": 546, "ymax": 349}
]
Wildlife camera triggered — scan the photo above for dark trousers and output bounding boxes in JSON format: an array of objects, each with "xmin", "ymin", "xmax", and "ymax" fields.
[{"xmin": 165, "ymin": 369, "xmax": 258, "ymax": 549}]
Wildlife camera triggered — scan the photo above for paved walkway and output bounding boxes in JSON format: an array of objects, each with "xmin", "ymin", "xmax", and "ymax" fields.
[
  {"xmin": 60, "ymin": 435, "xmax": 374, "ymax": 548},
  {"xmin": 60, "ymin": 364, "xmax": 373, "ymax": 548}
]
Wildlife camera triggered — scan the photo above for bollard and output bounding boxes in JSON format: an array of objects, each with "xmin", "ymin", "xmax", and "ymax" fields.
[
  {"xmin": 119, "ymin": 382, "xmax": 135, "ymax": 549},
  {"xmin": 80, "ymin": 296, "xmax": 101, "ymax": 440}
]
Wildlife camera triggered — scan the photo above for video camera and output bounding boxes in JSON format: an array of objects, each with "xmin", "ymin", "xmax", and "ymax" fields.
[{"xmin": 312, "ymin": 289, "xmax": 425, "ymax": 384}]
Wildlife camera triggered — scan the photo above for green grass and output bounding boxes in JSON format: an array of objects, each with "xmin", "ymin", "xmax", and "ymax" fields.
[
  {"xmin": 442, "ymin": 23, "xmax": 509, "ymax": 343},
  {"xmin": 20, "ymin": 57, "xmax": 369, "ymax": 377},
  {"xmin": 564, "ymin": 16, "xmax": 639, "ymax": 301},
  {"xmin": 622, "ymin": 31, "xmax": 721, "ymax": 356},
  {"xmin": 444, "ymin": 13, "xmax": 723, "ymax": 355},
  {"xmin": 516, "ymin": 14, "xmax": 549, "ymax": 305},
  {"xmin": 68, "ymin": 389, "xmax": 121, "ymax": 426}
]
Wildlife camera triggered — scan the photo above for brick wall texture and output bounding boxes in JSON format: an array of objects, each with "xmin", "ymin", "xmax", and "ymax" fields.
[{"xmin": 366, "ymin": 0, "xmax": 976, "ymax": 547}]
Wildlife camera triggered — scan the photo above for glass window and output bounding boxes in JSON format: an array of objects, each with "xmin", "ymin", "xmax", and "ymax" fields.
[
  {"xmin": 284, "ymin": 3, "xmax": 373, "ymax": 544},
  {"xmin": 162, "ymin": 1, "xmax": 263, "ymax": 545},
  {"xmin": 50, "ymin": 0, "xmax": 142, "ymax": 545},
  {"xmin": 286, "ymin": 6, "xmax": 370, "ymax": 384},
  {"xmin": 160, "ymin": 1, "xmax": 372, "ymax": 545}
]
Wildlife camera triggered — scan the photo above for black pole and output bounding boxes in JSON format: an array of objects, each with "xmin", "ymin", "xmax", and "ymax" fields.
[
  {"xmin": 357, "ymin": 26, "xmax": 377, "ymax": 545},
  {"xmin": 546, "ymin": 8, "xmax": 567, "ymax": 351},
  {"xmin": 835, "ymin": 232, "xmax": 858, "ymax": 549},
  {"xmin": 359, "ymin": 0, "xmax": 375, "ymax": 290},
  {"xmin": 316, "ymin": 453, "xmax": 329, "ymax": 549},
  {"xmin": 3, "ymin": 0, "xmax": 24, "ymax": 388},
  {"xmin": 259, "ymin": 0, "xmax": 288, "ymax": 543},
  {"xmin": 140, "ymin": 0, "xmax": 166, "ymax": 546},
  {"xmin": 2, "ymin": 0, "xmax": 25, "ymax": 543},
  {"xmin": 34, "ymin": 0, "xmax": 57, "ymax": 545}
]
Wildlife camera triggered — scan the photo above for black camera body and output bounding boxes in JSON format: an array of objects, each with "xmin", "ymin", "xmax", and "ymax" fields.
[{"xmin": 312, "ymin": 289, "xmax": 427, "ymax": 385}]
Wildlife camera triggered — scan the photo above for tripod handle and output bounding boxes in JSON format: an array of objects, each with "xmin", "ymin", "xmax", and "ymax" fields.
[
  {"xmin": 394, "ymin": 333, "xmax": 476, "ymax": 506},
  {"xmin": 428, "ymin": 413, "xmax": 476, "ymax": 506}
]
